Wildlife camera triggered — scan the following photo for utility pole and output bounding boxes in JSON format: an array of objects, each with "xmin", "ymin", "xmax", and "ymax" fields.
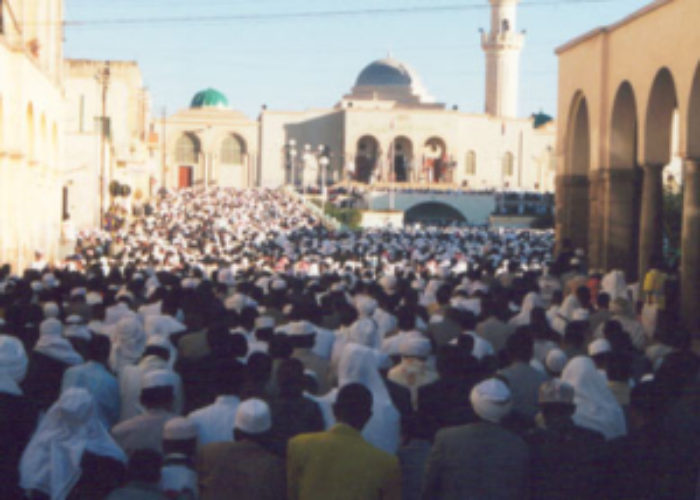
[{"xmin": 96, "ymin": 61, "xmax": 110, "ymax": 228}]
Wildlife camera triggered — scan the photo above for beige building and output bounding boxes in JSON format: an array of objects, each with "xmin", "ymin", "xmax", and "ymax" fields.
[
  {"xmin": 0, "ymin": 0, "xmax": 65, "ymax": 272},
  {"xmin": 63, "ymin": 59, "xmax": 154, "ymax": 232},
  {"xmin": 555, "ymin": 0, "xmax": 699, "ymax": 334}
]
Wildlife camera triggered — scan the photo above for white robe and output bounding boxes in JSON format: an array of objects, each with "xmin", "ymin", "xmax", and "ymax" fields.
[{"xmin": 188, "ymin": 395, "xmax": 240, "ymax": 447}]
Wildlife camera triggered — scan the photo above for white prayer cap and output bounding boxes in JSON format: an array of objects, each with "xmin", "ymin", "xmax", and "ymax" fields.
[
  {"xmin": 86, "ymin": 291, "xmax": 103, "ymax": 306},
  {"xmin": 70, "ymin": 287, "xmax": 86, "ymax": 298},
  {"xmin": 545, "ymin": 348, "xmax": 568, "ymax": 374},
  {"xmin": 225, "ymin": 293, "xmax": 247, "ymax": 313},
  {"xmin": 115, "ymin": 289, "xmax": 134, "ymax": 302},
  {"xmin": 234, "ymin": 398, "xmax": 272, "ymax": 434},
  {"xmin": 42, "ymin": 302, "xmax": 59, "ymax": 319},
  {"xmin": 30, "ymin": 281, "xmax": 43, "ymax": 292},
  {"xmin": 469, "ymin": 378, "xmax": 513, "ymax": 423},
  {"xmin": 255, "ymin": 316, "xmax": 275, "ymax": 330},
  {"xmin": 181, "ymin": 278, "xmax": 197, "ymax": 289},
  {"xmin": 588, "ymin": 338, "xmax": 612, "ymax": 357},
  {"xmin": 399, "ymin": 336, "xmax": 432, "ymax": 358},
  {"xmin": 411, "ymin": 278, "xmax": 425, "ymax": 291},
  {"xmin": 39, "ymin": 318, "xmax": 62, "ymax": 338},
  {"xmin": 571, "ymin": 308, "xmax": 590, "ymax": 321},
  {"xmin": 450, "ymin": 297, "xmax": 481, "ymax": 316},
  {"xmin": 163, "ymin": 417, "xmax": 197, "ymax": 441},
  {"xmin": 141, "ymin": 369, "xmax": 177, "ymax": 389},
  {"xmin": 355, "ymin": 295, "xmax": 377, "ymax": 317},
  {"xmin": 0, "ymin": 335, "xmax": 28, "ymax": 382},
  {"xmin": 270, "ymin": 278, "xmax": 287, "ymax": 291}
]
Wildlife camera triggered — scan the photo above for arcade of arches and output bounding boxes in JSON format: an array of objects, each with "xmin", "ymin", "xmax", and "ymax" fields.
[{"xmin": 556, "ymin": 0, "xmax": 700, "ymax": 334}]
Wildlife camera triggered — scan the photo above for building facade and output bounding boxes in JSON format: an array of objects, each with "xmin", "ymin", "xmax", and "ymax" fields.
[
  {"xmin": 555, "ymin": 0, "xmax": 699, "ymax": 334},
  {"xmin": 63, "ymin": 59, "xmax": 154, "ymax": 232},
  {"xmin": 0, "ymin": 0, "xmax": 65, "ymax": 271}
]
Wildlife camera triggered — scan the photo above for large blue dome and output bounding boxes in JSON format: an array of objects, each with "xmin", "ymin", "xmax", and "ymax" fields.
[{"xmin": 355, "ymin": 58, "xmax": 415, "ymax": 87}]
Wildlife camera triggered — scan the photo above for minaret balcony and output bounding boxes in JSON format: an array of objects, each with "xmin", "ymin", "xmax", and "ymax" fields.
[{"xmin": 481, "ymin": 31, "xmax": 524, "ymax": 50}]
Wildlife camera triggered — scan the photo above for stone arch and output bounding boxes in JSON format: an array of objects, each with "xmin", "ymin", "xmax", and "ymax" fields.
[
  {"xmin": 559, "ymin": 91, "xmax": 591, "ymax": 254},
  {"xmin": 423, "ymin": 136, "xmax": 448, "ymax": 182},
  {"xmin": 175, "ymin": 132, "xmax": 200, "ymax": 164},
  {"xmin": 392, "ymin": 136, "xmax": 412, "ymax": 182},
  {"xmin": 607, "ymin": 81, "xmax": 642, "ymax": 278},
  {"xmin": 220, "ymin": 134, "xmax": 246, "ymax": 165},
  {"xmin": 355, "ymin": 135, "xmax": 379, "ymax": 184},
  {"xmin": 638, "ymin": 68, "xmax": 678, "ymax": 280},
  {"xmin": 644, "ymin": 68, "xmax": 678, "ymax": 165},
  {"xmin": 687, "ymin": 64, "xmax": 700, "ymax": 158},
  {"xmin": 26, "ymin": 103, "xmax": 36, "ymax": 162},
  {"xmin": 405, "ymin": 201, "xmax": 467, "ymax": 224}
]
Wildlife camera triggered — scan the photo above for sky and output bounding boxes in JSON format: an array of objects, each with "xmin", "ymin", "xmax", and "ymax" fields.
[{"xmin": 63, "ymin": 0, "xmax": 645, "ymax": 120}]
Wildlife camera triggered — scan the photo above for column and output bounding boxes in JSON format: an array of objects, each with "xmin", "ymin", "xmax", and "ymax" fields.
[
  {"xmin": 588, "ymin": 169, "xmax": 605, "ymax": 270},
  {"xmin": 637, "ymin": 164, "xmax": 664, "ymax": 282},
  {"xmin": 555, "ymin": 173, "xmax": 589, "ymax": 255},
  {"xmin": 681, "ymin": 158, "xmax": 700, "ymax": 336},
  {"xmin": 602, "ymin": 167, "xmax": 640, "ymax": 280}
]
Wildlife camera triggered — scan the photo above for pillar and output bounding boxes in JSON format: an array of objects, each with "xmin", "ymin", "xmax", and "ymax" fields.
[
  {"xmin": 638, "ymin": 164, "xmax": 664, "ymax": 282},
  {"xmin": 681, "ymin": 159, "xmax": 700, "ymax": 336},
  {"xmin": 588, "ymin": 169, "xmax": 605, "ymax": 270},
  {"xmin": 602, "ymin": 168, "xmax": 641, "ymax": 280},
  {"xmin": 555, "ymin": 173, "xmax": 589, "ymax": 255}
]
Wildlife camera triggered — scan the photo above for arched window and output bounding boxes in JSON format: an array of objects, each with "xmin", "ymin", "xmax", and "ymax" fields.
[
  {"xmin": 465, "ymin": 150, "xmax": 477, "ymax": 175},
  {"xmin": 502, "ymin": 152, "xmax": 514, "ymax": 177},
  {"xmin": 221, "ymin": 135, "xmax": 245, "ymax": 164},
  {"xmin": 175, "ymin": 133, "xmax": 199, "ymax": 164}
]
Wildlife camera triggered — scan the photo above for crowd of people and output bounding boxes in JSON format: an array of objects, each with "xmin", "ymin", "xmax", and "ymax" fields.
[{"xmin": 0, "ymin": 187, "xmax": 697, "ymax": 499}]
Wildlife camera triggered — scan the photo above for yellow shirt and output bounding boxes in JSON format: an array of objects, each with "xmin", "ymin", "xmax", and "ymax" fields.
[{"xmin": 287, "ymin": 423, "xmax": 401, "ymax": 500}]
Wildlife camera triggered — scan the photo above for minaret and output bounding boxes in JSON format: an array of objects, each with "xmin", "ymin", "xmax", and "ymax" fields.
[{"xmin": 481, "ymin": 0, "xmax": 524, "ymax": 118}]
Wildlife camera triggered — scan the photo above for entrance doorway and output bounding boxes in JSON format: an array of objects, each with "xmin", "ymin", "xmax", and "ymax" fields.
[{"xmin": 178, "ymin": 166, "xmax": 193, "ymax": 188}]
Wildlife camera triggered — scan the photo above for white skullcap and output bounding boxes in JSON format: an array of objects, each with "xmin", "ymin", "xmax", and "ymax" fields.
[
  {"xmin": 545, "ymin": 348, "xmax": 568, "ymax": 374},
  {"xmin": 469, "ymin": 378, "xmax": 513, "ymax": 423},
  {"xmin": 70, "ymin": 287, "xmax": 86, "ymax": 298},
  {"xmin": 450, "ymin": 297, "xmax": 481, "ymax": 316},
  {"xmin": 255, "ymin": 316, "xmax": 275, "ymax": 330},
  {"xmin": 588, "ymin": 338, "xmax": 612, "ymax": 357},
  {"xmin": 40, "ymin": 318, "xmax": 63, "ymax": 338},
  {"xmin": 85, "ymin": 291, "xmax": 103, "ymax": 306},
  {"xmin": 42, "ymin": 273, "xmax": 58, "ymax": 288},
  {"xmin": 30, "ymin": 281, "xmax": 43, "ymax": 293},
  {"xmin": 42, "ymin": 302, "xmax": 59, "ymax": 319},
  {"xmin": 399, "ymin": 336, "xmax": 432, "ymax": 358},
  {"xmin": 0, "ymin": 335, "xmax": 28, "ymax": 382},
  {"xmin": 225, "ymin": 293, "xmax": 247, "ymax": 313},
  {"xmin": 163, "ymin": 417, "xmax": 197, "ymax": 441},
  {"xmin": 235, "ymin": 398, "xmax": 272, "ymax": 434},
  {"xmin": 571, "ymin": 308, "xmax": 590, "ymax": 321},
  {"xmin": 270, "ymin": 278, "xmax": 287, "ymax": 291},
  {"xmin": 355, "ymin": 295, "xmax": 377, "ymax": 317},
  {"xmin": 65, "ymin": 315, "xmax": 83, "ymax": 325},
  {"xmin": 141, "ymin": 369, "xmax": 177, "ymax": 389}
]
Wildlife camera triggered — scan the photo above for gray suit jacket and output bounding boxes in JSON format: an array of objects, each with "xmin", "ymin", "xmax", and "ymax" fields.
[{"xmin": 422, "ymin": 422, "xmax": 529, "ymax": 500}]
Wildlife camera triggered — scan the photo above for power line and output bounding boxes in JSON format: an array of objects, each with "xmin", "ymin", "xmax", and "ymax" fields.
[{"xmin": 62, "ymin": 0, "xmax": 619, "ymax": 27}]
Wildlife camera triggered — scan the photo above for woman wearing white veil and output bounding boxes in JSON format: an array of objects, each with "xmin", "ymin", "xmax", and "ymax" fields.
[
  {"xmin": 561, "ymin": 356, "xmax": 627, "ymax": 440},
  {"xmin": 508, "ymin": 291, "xmax": 544, "ymax": 327},
  {"xmin": 19, "ymin": 388, "xmax": 126, "ymax": 500},
  {"xmin": 316, "ymin": 343, "xmax": 400, "ymax": 454}
]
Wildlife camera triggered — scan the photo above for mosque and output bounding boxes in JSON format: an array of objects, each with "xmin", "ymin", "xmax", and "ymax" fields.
[{"xmin": 161, "ymin": 0, "xmax": 556, "ymax": 193}]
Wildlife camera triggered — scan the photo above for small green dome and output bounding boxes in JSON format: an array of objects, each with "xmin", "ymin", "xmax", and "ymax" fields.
[
  {"xmin": 190, "ymin": 88, "xmax": 229, "ymax": 109},
  {"xmin": 531, "ymin": 111, "xmax": 553, "ymax": 129}
]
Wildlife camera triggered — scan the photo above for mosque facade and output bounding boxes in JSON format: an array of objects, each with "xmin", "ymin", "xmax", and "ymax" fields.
[{"xmin": 162, "ymin": 0, "xmax": 556, "ymax": 193}]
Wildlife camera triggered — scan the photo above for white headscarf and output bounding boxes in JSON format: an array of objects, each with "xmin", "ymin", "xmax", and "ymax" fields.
[
  {"xmin": 0, "ymin": 334, "xmax": 28, "ymax": 395},
  {"xmin": 19, "ymin": 388, "xmax": 126, "ymax": 500},
  {"xmin": 335, "ymin": 344, "xmax": 400, "ymax": 454},
  {"xmin": 561, "ymin": 356, "xmax": 627, "ymax": 439},
  {"xmin": 35, "ymin": 319, "xmax": 83, "ymax": 366},
  {"xmin": 347, "ymin": 317, "xmax": 380, "ymax": 349},
  {"xmin": 509, "ymin": 292, "xmax": 544, "ymax": 326},
  {"xmin": 109, "ymin": 317, "xmax": 146, "ymax": 374}
]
